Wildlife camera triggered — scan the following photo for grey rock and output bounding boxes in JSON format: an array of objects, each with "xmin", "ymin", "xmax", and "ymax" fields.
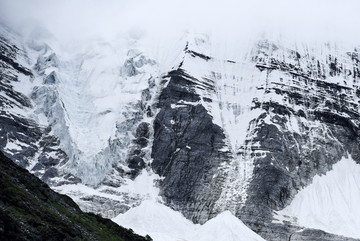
[
  {"xmin": 151, "ymin": 43, "xmax": 360, "ymax": 241},
  {"xmin": 35, "ymin": 53, "xmax": 59, "ymax": 74},
  {"xmin": 121, "ymin": 58, "xmax": 139, "ymax": 77},
  {"xmin": 0, "ymin": 26, "xmax": 70, "ymax": 186},
  {"xmin": 291, "ymin": 229, "xmax": 359, "ymax": 241},
  {"xmin": 43, "ymin": 71, "xmax": 58, "ymax": 84},
  {"xmin": 152, "ymin": 68, "xmax": 231, "ymax": 223},
  {"xmin": 42, "ymin": 167, "xmax": 58, "ymax": 181}
]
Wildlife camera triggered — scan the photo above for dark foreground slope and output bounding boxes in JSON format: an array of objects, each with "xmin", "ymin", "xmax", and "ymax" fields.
[{"xmin": 0, "ymin": 151, "xmax": 149, "ymax": 241}]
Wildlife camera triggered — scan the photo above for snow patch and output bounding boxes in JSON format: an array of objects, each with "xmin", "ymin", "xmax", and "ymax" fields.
[
  {"xmin": 4, "ymin": 139, "xmax": 28, "ymax": 151},
  {"xmin": 274, "ymin": 156, "xmax": 360, "ymax": 239},
  {"xmin": 113, "ymin": 200, "xmax": 265, "ymax": 241}
]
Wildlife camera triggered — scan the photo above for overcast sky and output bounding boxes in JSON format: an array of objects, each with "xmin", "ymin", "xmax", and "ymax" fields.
[{"xmin": 1, "ymin": 0, "xmax": 360, "ymax": 45}]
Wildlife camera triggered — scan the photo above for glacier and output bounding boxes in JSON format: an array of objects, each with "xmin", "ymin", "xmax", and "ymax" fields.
[{"xmin": 1, "ymin": 19, "xmax": 360, "ymax": 241}]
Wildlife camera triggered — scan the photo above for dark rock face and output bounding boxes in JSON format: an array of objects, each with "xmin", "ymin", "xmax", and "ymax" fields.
[
  {"xmin": 0, "ymin": 27, "xmax": 69, "ymax": 185},
  {"xmin": 0, "ymin": 35, "xmax": 40, "ymax": 167},
  {"xmin": 151, "ymin": 42, "xmax": 360, "ymax": 240},
  {"xmin": 117, "ymin": 88, "xmax": 156, "ymax": 180},
  {"xmin": 237, "ymin": 41, "xmax": 360, "ymax": 240},
  {"xmin": 0, "ymin": 112, "xmax": 40, "ymax": 166},
  {"xmin": 239, "ymin": 117, "xmax": 360, "ymax": 240},
  {"xmin": 0, "ymin": 36, "xmax": 32, "ymax": 76},
  {"xmin": 43, "ymin": 71, "xmax": 58, "ymax": 84},
  {"xmin": 291, "ymin": 229, "xmax": 359, "ymax": 241},
  {"xmin": 152, "ymin": 69, "xmax": 231, "ymax": 222},
  {"xmin": 0, "ymin": 151, "xmax": 148, "ymax": 241}
]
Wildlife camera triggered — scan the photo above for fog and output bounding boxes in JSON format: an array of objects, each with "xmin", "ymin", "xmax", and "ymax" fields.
[{"xmin": 1, "ymin": 0, "xmax": 360, "ymax": 46}]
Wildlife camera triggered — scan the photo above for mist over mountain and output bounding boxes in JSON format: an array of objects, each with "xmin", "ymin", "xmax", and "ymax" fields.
[{"xmin": 1, "ymin": 1, "xmax": 360, "ymax": 240}]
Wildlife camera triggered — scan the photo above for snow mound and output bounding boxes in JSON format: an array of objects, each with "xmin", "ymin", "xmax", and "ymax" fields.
[
  {"xmin": 112, "ymin": 200, "xmax": 265, "ymax": 241},
  {"xmin": 194, "ymin": 211, "xmax": 265, "ymax": 241},
  {"xmin": 274, "ymin": 156, "xmax": 360, "ymax": 239}
]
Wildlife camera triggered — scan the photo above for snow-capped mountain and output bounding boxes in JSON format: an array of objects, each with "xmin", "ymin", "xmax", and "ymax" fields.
[{"xmin": 1, "ymin": 20, "xmax": 360, "ymax": 241}]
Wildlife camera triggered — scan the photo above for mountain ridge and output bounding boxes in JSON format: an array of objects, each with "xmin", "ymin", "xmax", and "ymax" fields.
[{"xmin": 1, "ymin": 23, "xmax": 360, "ymax": 240}]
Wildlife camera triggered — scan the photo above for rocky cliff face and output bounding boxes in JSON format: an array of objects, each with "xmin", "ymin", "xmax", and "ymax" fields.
[
  {"xmin": 150, "ymin": 39, "xmax": 360, "ymax": 240},
  {"xmin": 0, "ymin": 26, "xmax": 71, "ymax": 185},
  {"xmin": 237, "ymin": 40, "xmax": 360, "ymax": 240},
  {"xmin": 152, "ymin": 68, "xmax": 231, "ymax": 222},
  {"xmin": 1, "ymin": 22, "xmax": 360, "ymax": 241},
  {"xmin": 0, "ymin": 24, "xmax": 164, "ymax": 218}
]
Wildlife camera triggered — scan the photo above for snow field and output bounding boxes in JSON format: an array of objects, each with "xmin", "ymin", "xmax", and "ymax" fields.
[{"xmin": 113, "ymin": 200, "xmax": 265, "ymax": 241}]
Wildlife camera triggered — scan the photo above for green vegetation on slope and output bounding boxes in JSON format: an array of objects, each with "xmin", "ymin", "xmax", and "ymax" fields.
[{"xmin": 0, "ymin": 151, "xmax": 150, "ymax": 241}]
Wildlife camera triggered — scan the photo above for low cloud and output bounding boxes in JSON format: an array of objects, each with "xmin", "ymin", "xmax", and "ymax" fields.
[{"xmin": 1, "ymin": 0, "xmax": 359, "ymax": 45}]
